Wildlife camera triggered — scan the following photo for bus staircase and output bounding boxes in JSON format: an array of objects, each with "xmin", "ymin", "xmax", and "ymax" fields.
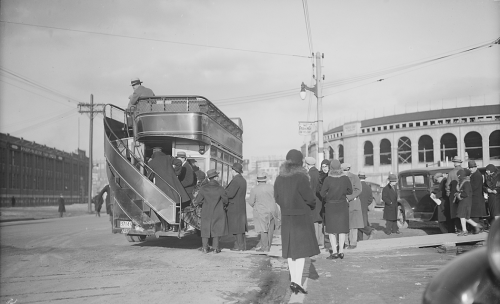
[{"xmin": 103, "ymin": 104, "xmax": 183, "ymax": 240}]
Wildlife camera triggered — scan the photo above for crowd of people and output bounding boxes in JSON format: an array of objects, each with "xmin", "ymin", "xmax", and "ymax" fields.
[{"xmin": 430, "ymin": 157, "xmax": 499, "ymax": 236}]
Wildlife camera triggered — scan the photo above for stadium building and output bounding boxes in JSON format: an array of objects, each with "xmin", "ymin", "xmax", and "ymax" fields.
[{"xmin": 303, "ymin": 103, "xmax": 500, "ymax": 185}]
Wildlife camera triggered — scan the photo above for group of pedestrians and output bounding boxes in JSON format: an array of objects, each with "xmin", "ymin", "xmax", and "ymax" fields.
[{"xmin": 430, "ymin": 157, "xmax": 499, "ymax": 235}]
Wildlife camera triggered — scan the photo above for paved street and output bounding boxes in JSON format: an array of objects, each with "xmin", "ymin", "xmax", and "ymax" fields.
[{"xmin": 1, "ymin": 205, "xmax": 488, "ymax": 304}]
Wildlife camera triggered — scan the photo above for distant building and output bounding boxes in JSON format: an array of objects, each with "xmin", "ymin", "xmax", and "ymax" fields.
[
  {"xmin": 304, "ymin": 103, "xmax": 500, "ymax": 185},
  {"xmin": 0, "ymin": 132, "xmax": 89, "ymax": 206}
]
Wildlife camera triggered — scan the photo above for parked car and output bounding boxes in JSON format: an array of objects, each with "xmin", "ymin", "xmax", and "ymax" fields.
[
  {"xmin": 422, "ymin": 218, "xmax": 500, "ymax": 304},
  {"xmin": 365, "ymin": 181, "xmax": 382, "ymax": 208},
  {"xmin": 396, "ymin": 165, "xmax": 499, "ymax": 228}
]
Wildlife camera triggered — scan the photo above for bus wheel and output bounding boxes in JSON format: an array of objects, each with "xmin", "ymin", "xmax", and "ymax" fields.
[
  {"xmin": 397, "ymin": 205, "xmax": 409, "ymax": 229},
  {"xmin": 126, "ymin": 235, "xmax": 135, "ymax": 242}
]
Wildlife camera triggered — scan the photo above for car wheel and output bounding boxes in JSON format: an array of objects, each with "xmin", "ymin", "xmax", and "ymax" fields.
[
  {"xmin": 125, "ymin": 235, "xmax": 146, "ymax": 242},
  {"xmin": 397, "ymin": 205, "xmax": 408, "ymax": 229}
]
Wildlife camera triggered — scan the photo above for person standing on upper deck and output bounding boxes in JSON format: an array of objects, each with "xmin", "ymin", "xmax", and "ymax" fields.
[
  {"xmin": 225, "ymin": 163, "xmax": 248, "ymax": 251},
  {"xmin": 127, "ymin": 78, "xmax": 155, "ymax": 109}
]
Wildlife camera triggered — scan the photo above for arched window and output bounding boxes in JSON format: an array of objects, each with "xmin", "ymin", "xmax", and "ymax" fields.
[
  {"xmin": 464, "ymin": 131, "xmax": 482, "ymax": 160},
  {"xmin": 440, "ymin": 133, "xmax": 457, "ymax": 161},
  {"xmin": 418, "ymin": 135, "xmax": 434, "ymax": 163},
  {"xmin": 364, "ymin": 141, "xmax": 373, "ymax": 166},
  {"xmin": 398, "ymin": 137, "xmax": 411, "ymax": 164},
  {"xmin": 490, "ymin": 130, "xmax": 500, "ymax": 160},
  {"xmin": 338, "ymin": 145, "xmax": 344, "ymax": 163},
  {"xmin": 380, "ymin": 139, "xmax": 391, "ymax": 165}
]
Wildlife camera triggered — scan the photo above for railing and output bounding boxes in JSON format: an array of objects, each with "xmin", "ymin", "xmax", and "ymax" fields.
[
  {"xmin": 103, "ymin": 104, "xmax": 183, "ymax": 233},
  {"xmin": 131, "ymin": 95, "xmax": 243, "ymax": 139}
]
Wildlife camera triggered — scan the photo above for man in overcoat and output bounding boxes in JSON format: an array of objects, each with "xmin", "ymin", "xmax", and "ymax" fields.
[
  {"xmin": 468, "ymin": 161, "xmax": 487, "ymax": 227},
  {"xmin": 127, "ymin": 78, "xmax": 155, "ymax": 109},
  {"xmin": 58, "ymin": 194, "xmax": 65, "ymax": 218},
  {"xmin": 225, "ymin": 163, "xmax": 248, "ymax": 251},
  {"xmin": 357, "ymin": 172, "xmax": 376, "ymax": 241},
  {"xmin": 149, "ymin": 148, "xmax": 190, "ymax": 231},
  {"xmin": 99, "ymin": 184, "xmax": 113, "ymax": 229},
  {"xmin": 446, "ymin": 156, "xmax": 463, "ymax": 233},
  {"xmin": 341, "ymin": 163, "xmax": 363, "ymax": 249},
  {"xmin": 177, "ymin": 151, "xmax": 197, "ymax": 200},
  {"xmin": 304, "ymin": 157, "xmax": 324, "ymax": 248},
  {"xmin": 484, "ymin": 164, "xmax": 500, "ymax": 224},
  {"xmin": 247, "ymin": 173, "xmax": 280, "ymax": 252},
  {"xmin": 194, "ymin": 169, "xmax": 228, "ymax": 254},
  {"xmin": 382, "ymin": 174, "xmax": 400, "ymax": 235}
]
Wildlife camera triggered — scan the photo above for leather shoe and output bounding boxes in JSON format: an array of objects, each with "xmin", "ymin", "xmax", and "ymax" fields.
[
  {"xmin": 326, "ymin": 253, "xmax": 339, "ymax": 260},
  {"xmin": 213, "ymin": 248, "xmax": 221, "ymax": 254},
  {"xmin": 201, "ymin": 247, "xmax": 209, "ymax": 254},
  {"xmin": 367, "ymin": 231, "xmax": 376, "ymax": 240},
  {"xmin": 291, "ymin": 282, "xmax": 307, "ymax": 294},
  {"xmin": 338, "ymin": 253, "xmax": 344, "ymax": 259}
]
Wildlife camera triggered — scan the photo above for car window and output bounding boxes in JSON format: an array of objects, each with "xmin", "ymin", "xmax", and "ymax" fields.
[
  {"xmin": 414, "ymin": 174, "xmax": 428, "ymax": 188},
  {"xmin": 400, "ymin": 175, "xmax": 413, "ymax": 188}
]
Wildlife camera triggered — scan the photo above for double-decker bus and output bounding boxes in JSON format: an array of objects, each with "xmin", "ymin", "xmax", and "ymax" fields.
[{"xmin": 103, "ymin": 95, "xmax": 243, "ymax": 241}]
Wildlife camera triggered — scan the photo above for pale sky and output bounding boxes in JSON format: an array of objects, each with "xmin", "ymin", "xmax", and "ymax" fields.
[{"xmin": 1, "ymin": 0, "xmax": 499, "ymax": 161}]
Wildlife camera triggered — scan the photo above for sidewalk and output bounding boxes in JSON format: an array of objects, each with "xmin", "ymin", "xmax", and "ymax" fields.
[{"xmin": 0, "ymin": 204, "xmax": 93, "ymax": 222}]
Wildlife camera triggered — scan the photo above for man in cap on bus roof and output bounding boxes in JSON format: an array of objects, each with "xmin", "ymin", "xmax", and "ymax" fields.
[
  {"xmin": 225, "ymin": 162, "xmax": 248, "ymax": 251},
  {"xmin": 127, "ymin": 77, "xmax": 155, "ymax": 109}
]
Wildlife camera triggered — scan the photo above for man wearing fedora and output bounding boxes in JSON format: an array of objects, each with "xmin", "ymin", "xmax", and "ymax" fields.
[
  {"xmin": 176, "ymin": 151, "xmax": 197, "ymax": 200},
  {"xmin": 383, "ymin": 174, "xmax": 400, "ymax": 235},
  {"xmin": 247, "ymin": 172, "xmax": 280, "ymax": 252},
  {"xmin": 225, "ymin": 162, "xmax": 248, "ymax": 251},
  {"xmin": 357, "ymin": 172, "xmax": 376, "ymax": 241},
  {"xmin": 194, "ymin": 169, "xmax": 228, "ymax": 254},
  {"xmin": 446, "ymin": 156, "xmax": 464, "ymax": 233},
  {"xmin": 127, "ymin": 78, "xmax": 155, "ymax": 110},
  {"xmin": 341, "ymin": 163, "xmax": 364, "ymax": 249}
]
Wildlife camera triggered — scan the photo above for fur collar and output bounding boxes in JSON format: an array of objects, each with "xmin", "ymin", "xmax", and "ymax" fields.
[{"xmin": 279, "ymin": 160, "xmax": 309, "ymax": 178}]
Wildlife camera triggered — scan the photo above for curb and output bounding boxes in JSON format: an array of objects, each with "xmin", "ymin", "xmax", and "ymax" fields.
[{"xmin": 0, "ymin": 218, "xmax": 37, "ymax": 223}]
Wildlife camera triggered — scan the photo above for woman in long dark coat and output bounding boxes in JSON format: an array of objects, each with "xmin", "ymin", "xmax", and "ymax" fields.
[
  {"xmin": 58, "ymin": 194, "xmax": 65, "ymax": 217},
  {"xmin": 320, "ymin": 159, "xmax": 352, "ymax": 260},
  {"xmin": 194, "ymin": 169, "xmax": 228, "ymax": 253},
  {"xmin": 274, "ymin": 149, "xmax": 319, "ymax": 294},
  {"xmin": 455, "ymin": 169, "xmax": 482, "ymax": 235}
]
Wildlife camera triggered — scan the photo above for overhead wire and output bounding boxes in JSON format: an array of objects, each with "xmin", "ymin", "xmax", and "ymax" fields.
[
  {"xmin": 215, "ymin": 38, "xmax": 498, "ymax": 106},
  {"xmin": 9, "ymin": 108, "xmax": 77, "ymax": 135},
  {"xmin": 0, "ymin": 79, "xmax": 76, "ymax": 108},
  {"xmin": 0, "ymin": 20, "xmax": 311, "ymax": 59},
  {"xmin": 0, "ymin": 67, "xmax": 83, "ymax": 105}
]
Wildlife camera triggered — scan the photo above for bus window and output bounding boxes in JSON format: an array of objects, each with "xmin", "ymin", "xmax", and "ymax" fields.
[
  {"xmin": 224, "ymin": 163, "xmax": 230, "ymax": 186},
  {"xmin": 210, "ymin": 147, "xmax": 217, "ymax": 158},
  {"xmin": 210, "ymin": 159, "xmax": 216, "ymax": 171},
  {"xmin": 217, "ymin": 162, "xmax": 223, "ymax": 184}
]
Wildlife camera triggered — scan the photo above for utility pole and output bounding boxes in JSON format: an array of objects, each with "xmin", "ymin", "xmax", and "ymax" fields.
[
  {"xmin": 300, "ymin": 52, "xmax": 324, "ymax": 169},
  {"xmin": 77, "ymin": 95, "xmax": 105, "ymax": 213}
]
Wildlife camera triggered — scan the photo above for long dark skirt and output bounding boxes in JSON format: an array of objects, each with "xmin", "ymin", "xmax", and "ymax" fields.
[
  {"xmin": 457, "ymin": 199, "xmax": 472, "ymax": 219},
  {"xmin": 324, "ymin": 201, "xmax": 349, "ymax": 234}
]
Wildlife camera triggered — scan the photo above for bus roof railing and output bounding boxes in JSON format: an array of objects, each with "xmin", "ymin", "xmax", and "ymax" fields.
[{"xmin": 134, "ymin": 95, "xmax": 243, "ymax": 139}]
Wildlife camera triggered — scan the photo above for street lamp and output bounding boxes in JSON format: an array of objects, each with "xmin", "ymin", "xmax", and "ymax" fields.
[{"xmin": 300, "ymin": 52, "xmax": 324, "ymax": 168}]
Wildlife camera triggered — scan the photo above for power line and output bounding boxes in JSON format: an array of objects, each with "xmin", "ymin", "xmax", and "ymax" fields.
[
  {"xmin": 0, "ymin": 67, "xmax": 84, "ymax": 104},
  {"xmin": 0, "ymin": 20, "xmax": 312, "ymax": 59},
  {"xmin": 0, "ymin": 79, "xmax": 76, "ymax": 108},
  {"xmin": 10, "ymin": 108, "xmax": 77, "ymax": 135},
  {"xmin": 216, "ymin": 38, "xmax": 498, "ymax": 106}
]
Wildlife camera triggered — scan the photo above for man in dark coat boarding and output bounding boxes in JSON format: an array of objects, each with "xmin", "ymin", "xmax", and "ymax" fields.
[
  {"xmin": 225, "ymin": 162, "xmax": 248, "ymax": 251},
  {"xmin": 194, "ymin": 169, "xmax": 228, "ymax": 254}
]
